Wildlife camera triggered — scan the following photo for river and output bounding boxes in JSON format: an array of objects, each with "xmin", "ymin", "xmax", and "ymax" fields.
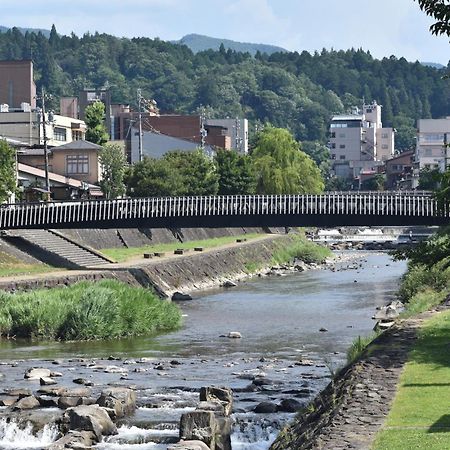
[{"xmin": 0, "ymin": 251, "xmax": 406, "ymax": 450}]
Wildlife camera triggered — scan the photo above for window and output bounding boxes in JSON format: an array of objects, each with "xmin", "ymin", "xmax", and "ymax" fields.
[
  {"xmin": 382, "ymin": 144, "xmax": 389, "ymax": 149},
  {"xmin": 330, "ymin": 132, "xmax": 336, "ymax": 138},
  {"xmin": 66, "ymin": 155, "xmax": 89, "ymax": 174},
  {"xmin": 331, "ymin": 154, "xmax": 336, "ymax": 160},
  {"xmin": 425, "ymin": 148, "xmax": 432, "ymax": 156},
  {"xmin": 54, "ymin": 127, "xmax": 67, "ymax": 142},
  {"xmin": 339, "ymin": 155, "xmax": 346, "ymax": 160},
  {"xmin": 382, "ymin": 133, "xmax": 389, "ymax": 139},
  {"xmin": 72, "ymin": 130, "xmax": 83, "ymax": 141},
  {"xmin": 339, "ymin": 133, "xmax": 346, "ymax": 138},
  {"xmin": 331, "ymin": 143, "xmax": 336, "ymax": 149},
  {"xmin": 339, "ymin": 144, "xmax": 346, "ymax": 149}
]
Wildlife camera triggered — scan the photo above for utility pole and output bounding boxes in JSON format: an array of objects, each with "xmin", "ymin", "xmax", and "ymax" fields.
[
  {"xmin": 137, "ymin": 89, "xmax": 143, "ymax": 162},
  {"xmin": 40, "ymin": 87, "xmax": 50, "ymax": 201}
]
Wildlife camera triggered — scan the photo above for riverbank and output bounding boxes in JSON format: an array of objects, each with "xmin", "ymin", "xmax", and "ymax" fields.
[
  {"xmin": 0, "ymin": 251, "xmax": 405, "ymax": 450},
  {"xmin": 271, "ymin": 226, "xmax": 450, "ymax": 450},
  {"xmin": 0, "ymin": 233, "xmax": 330, "ymax": 298}
]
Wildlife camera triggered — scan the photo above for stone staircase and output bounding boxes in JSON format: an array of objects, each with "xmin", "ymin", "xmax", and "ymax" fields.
[{"xmin": 5, "ymin": 229, "xmax": 113, "ymax": 269}]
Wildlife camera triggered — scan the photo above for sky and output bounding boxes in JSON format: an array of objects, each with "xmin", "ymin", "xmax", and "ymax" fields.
[{"xmin": 1, "ymin": 0, "xmax": 449, "ymax": 64}]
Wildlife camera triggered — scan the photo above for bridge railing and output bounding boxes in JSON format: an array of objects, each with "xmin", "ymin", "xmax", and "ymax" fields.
[{"xmin": 0, "ymin": 193, "xmax": 446, "ymax": 229}]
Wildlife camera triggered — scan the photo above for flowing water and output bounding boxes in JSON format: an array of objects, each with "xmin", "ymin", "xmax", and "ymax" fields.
[{"xmin": 0, "ymin": 251, "xmax": 406, "ymax": 449}]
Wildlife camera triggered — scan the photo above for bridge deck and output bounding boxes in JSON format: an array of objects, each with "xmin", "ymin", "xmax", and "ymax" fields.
[{"xmin": 0, "ymin": 193, "xmax": 448, "ymax": 229}]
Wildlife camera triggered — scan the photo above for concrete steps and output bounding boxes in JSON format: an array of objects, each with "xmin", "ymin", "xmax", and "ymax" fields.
[{"xmin": 6, "ymin": 229, "xmax": 112, "ymax": 268}]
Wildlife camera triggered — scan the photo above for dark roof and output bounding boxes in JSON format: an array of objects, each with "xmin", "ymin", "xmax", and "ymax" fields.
[{"xmin": 51, "ymin": 140, "xmax": 103, "ymax": 152}]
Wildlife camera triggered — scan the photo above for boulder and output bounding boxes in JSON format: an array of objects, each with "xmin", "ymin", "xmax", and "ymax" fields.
[
  {"xmin": 179, "ymin": 410, "xmax": 217, "ymax": 449},
  {"xmin": 278, "ymin": 398, "xmax": 302, "ymax": 413},
  {"xmin": 253, "ymin": 401, "xmax": 278, "ymax": 413},
  {"xmin": 37, "ymin": 395, "xmax": 59, "ymax": 408},
  {"xmin": 96, "ymin": 387, "xmax": 136, "ymax": 418},
  {"xmin": 226, "ymin": 332, "xmax": 242, "ymax": 339},
  {"xmin": 172, "ymin": 292, "xmax": 193, "ymax": 301},
  {"xmin": 197, "ymin": 401, "xmax": 225, "ymax": 415},
  {"xmin": 49, "ymin": 430, "xmax": 96, "ymax": 450},
  {"xmin": 40, "ymin": 377, "xmax": 57, "ymax": 386},
  {"xmin": 168, "ymin": 441, "xmax": 211, "ymax": 450},
  {"xmin": 24, "ymin": 367, "xmax": 52, "ymax": 380},
  {"xmin": 58, "ymin": 396, "xmax": 83, "ymax": 409},
  {"xmin": 13, "ymin": 395, "xmax": 40, "ymax": 410},
  {"xmin": 2, "ymin": 388, "xmax": 32, "ymax": 397},
  {"xmin": 60, "ymin": 404, "xmax": 117, "ymax": 441},
  {"xmin": 222, "ymin": 280, "xmax": 237, "ymax": 288},
  {"xmin": 199, "ymin": 387, "xmax": 233, "ymax": 417},
  {"xmin": 0, "ymin": 396, "xmax": 18, "ymax": 407}
]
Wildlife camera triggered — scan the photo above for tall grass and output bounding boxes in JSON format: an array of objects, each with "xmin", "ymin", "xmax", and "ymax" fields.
[
  {"xmin": 272, "ymin": 234, "xmax": 331, "ymax": 266},
  {"xmin": 347, "ymin": 332, "xmax": 380, "ymax": 364},
  {"xmin": 0, "ymin": 280, "xmax": 181, "ymax": 341}
]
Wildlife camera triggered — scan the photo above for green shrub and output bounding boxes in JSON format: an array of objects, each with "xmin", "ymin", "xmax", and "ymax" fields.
[
  {"xmin": 272, "ymin": 235, "xmax": 330, "ymax": 265},
  {"xmin": 0, "ymin": 280, "xmax": 181, "ymax": 341},
  {"xmin": 398, "ymin": 263, "xmax": 450, "ymax": 303},
  {"xmin": 401, "ymin": 289, "xmax": 447, "ymax": 318}
]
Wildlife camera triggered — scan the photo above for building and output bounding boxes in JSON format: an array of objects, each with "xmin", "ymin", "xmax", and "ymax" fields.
[
  {"xmin": 385, "ymin": 150, "xmax": 414, "ymax": 190},
  {"xmin": 329, "ymin": 102, "xmax": 394, "ymax": 181},
  {"xmin": 0, "ymin": 106, "xmax": 86, "ymax": 147},
  {"xmin": 412, "ymin": 118, "xmax": 450, "ymax": 188},
  {"xmin": 0, "ymin": 60, "xmax": 36, "ymax": 109},
  {"xmin": 130, "ymin": 130, "xmax": 215, "ymax": 161},
  {"xmin": 18, "ymin": 140, "xmax": 105, "ymax": 198},
  {"xmin": 205, "ymin": 118, "xmax": 248, "ymax": 154},
  {"xmin": 129, "ymin": 115, "xmax": 231, "ymax": 163},
  {"xmin": 18, "ymin": 162, "xmax": 101, "ymax": 201}
]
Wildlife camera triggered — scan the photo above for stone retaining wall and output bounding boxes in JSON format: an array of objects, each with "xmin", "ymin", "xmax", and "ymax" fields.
[
  {"xmin": 269, "ymin": 317, "xmax": 424, "ymax": 450},
  {"xmin": 0, "ymin": 235, "xmax": 295, "ymax": 296}
]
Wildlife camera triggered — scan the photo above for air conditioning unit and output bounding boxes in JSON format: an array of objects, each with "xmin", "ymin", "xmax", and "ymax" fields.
[
  {"xmin": 21, "ymin": 102, "xmax": 31, "ymax": 112},
  {"xmin": 0, "ymin": 104, "xmax": 9, "ymax": 112}
]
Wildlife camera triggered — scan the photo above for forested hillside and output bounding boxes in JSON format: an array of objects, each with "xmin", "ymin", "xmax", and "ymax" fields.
[{"xmin": 0, "ymin": 25, "xmax": 449, "ymax": 152}]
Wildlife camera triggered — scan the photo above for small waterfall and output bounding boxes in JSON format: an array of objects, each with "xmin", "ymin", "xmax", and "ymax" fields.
[
  {"xmin": 0, "ymin": 418, "xmax": 59, "ymax": 449},
  {"xmin": 231, "ymin": 414, "xmax": 287, "ymax": 450}
]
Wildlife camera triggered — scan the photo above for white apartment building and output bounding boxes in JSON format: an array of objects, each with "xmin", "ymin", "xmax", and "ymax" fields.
[
  {"xmin": 415, "ymin": 117, "xmax": 450, "ymax": 170},
  {"xmin": 0, "ymin": 103, "xmax": 86, "ymax": 147},
  {"xmin": 329, "ymin": 102, "xmax": 394, "ymax": 179}
]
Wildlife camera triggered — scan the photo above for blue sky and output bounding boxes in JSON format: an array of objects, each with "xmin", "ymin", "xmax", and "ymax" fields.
[{"xmin": 2, "ymin": 0, "xmax": 449, "ymax": 64}]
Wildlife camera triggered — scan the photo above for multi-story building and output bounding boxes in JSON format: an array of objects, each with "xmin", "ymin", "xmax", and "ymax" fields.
[
  {"xmin": 329, "ymin": 102, "xmax": 394, "ymax": 180},
  {"xmin": 0, "ymin": 60, "xmax": 36, "ymax": 109},
  {"xmin": 0, "ymin": 105, "xmax": 86, "ymax": 147},
  {"xmin": 205, "ymin": 118, "xmax": 248, "ymax": 154},
  {"xmin": 413, "ymin": 118, "xmax": 450, "ymax": 187}
]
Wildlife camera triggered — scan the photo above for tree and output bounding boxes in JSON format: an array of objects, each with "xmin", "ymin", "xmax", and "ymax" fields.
[
  {"xmin": 84, "ymin": 101, "xmax": 109, "ymax": 145},
  {"xmin": 99, "ymin": 143, "xmax": 126, "ymax": 199},
  {"xmin": 360, "ymin": 174, "xmax": 385, "ymax": 191},
  {"xmin": 0, "ymin": 140, "xmax": 17, "ymax": 203},
  {"xmin": 251, "ymin": 126, "xmax": 324, "ymax": 194},
  {"xmin": 163, "ymin": 150, "xmax": 219, "ymax": 196},
  {"xmin": 418, "ymin": 167, "xmax": 440, "ymax": 190},
  {"xmin": 214, "ymin": 150, "xmax": 255, "ymax": 195},
  {"xmin": 127, "ymin": 157, "xmax": 185, "ymax": 197},
  {"xmin": 127, "ymin": 150, "xmax": 219, "ymax": 197},
  {"xmin": 416, "ymin": 0, "xmax": 450, "ymax": 36}
]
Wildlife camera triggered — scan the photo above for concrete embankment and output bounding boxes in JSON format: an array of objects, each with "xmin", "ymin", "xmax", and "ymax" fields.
[{"xmin": 0, "ymin": 234, "xmax": 297, "ymax": 296}]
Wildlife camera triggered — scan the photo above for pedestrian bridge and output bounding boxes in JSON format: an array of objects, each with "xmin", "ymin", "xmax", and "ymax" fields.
[{"xmin": 0, "ymin": 192, "xmax": 447, "ymax": 230}]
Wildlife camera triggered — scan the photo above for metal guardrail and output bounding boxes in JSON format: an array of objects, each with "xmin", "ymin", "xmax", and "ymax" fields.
[{"xmin": 0, "ymin": 193, "xmax": 446, "ymax": 230}]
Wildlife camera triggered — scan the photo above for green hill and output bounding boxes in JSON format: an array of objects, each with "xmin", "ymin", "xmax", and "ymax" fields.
[
  {"xmin": 0, "ymin": 25, "xmax": 50, "ymax": 37},
  {"xmin": 174, "ymin": 33, "xmax": 287, "ymax": 55}
]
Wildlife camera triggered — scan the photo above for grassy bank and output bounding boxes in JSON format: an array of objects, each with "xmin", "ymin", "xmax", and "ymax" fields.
[
  {"xmin": 271, "ymin": 233, "xmax": 331, "ymax": 266},
  {"xmin": 373, "ymin": 310, "xmax": 450, "ymax": 450},
  {"xmin": 0, "ymin": 250, "xmax": 57, "ymax": 278},
  {"xmin": 0, "ymin": 280, "xmax": 181, "ymax": 340},
  {"xmin": 371, "ymin": 230, "xmax": 450, "ymax": 449},
  {"xmin": 102, "ymin": 233, "xmax": 262, "ymax": 262}
]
